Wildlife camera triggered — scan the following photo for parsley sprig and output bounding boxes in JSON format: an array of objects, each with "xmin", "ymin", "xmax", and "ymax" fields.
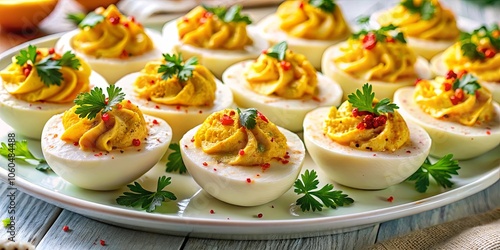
[
  {"xmin": 294, "ymin": 169, "xmax": 354, "ymax": 212},
  {"xmin": 237, "ymin": 108, "xmax": 257, "ymax": 129},
  {"xmin": 15, "ymin": 45, "xmax": 81, "ymax": 86},
  {"xmin": 78, "ymin": 12, "xmax": 105, "ymax": 28},
  {"xmin": 406, "ymin": 154, "xmax": 460, "ymax": 193},
  {"xmin": 158, "ymin": 53, "xmax": 198, "ymax": 82},
  {"xmin": 352, "ymin": 25, "xmax": 406, "ymax": 44},
  {"xmin": 347, "ymin": 83, "xmax": 399, "ymax": 116},
  {"xmin": 459, "ymin": 25, "xmax": 500, "ymax": 61},
  {"xmin": 74, "ymin": 85, "xmax": 125, "ymax": 120},
  {"xmin": 453, "ymin": 73, "xmax": 481, "ymax": 95},
  {"xmin": 0, "ymin": 140, "xmax": 50, "ymax": 171},
  {"xmin": 202, "ymin": 4, "xmax": 252, "ymax": 24},
  {"xmin": 116, "ymin": 176, "xmax": 177, "ymax": 212},
  {"xmin": 309, "ymin": 0, "xmax": 336, "ymax": 13},
  {"xmin": 165, "ymin": 143, "xmax": 187, "ymax": 174},
  {"xmin": 265, "ymin": 41, "xmax": 288, "ymax": 61},
  {"xmin": 400, "ymin": 0, "xmax": 436, "ymax": 20},
  {"xmin": 66, "ymin": 12, "xmax": 86, "ymax": 26}
]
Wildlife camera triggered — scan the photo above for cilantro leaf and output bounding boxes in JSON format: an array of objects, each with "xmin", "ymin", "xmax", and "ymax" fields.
[
  {"xmin": 356, "ymin": 16, "xmax": 370, "ymax": 26},
  {"xmin": 202, "ymin": 4, "xmax": 252, "ymax": 24},
  {"xmin": 265, "ymin": 41, "xmax": 288, "ymax": 61},
  {"xmin": 74, "ymin": 85, "xmax": 125, "ymax": 120},
  {"xmin": 309, "ymin": 0, "xmax": 336, "ymax": 13},
  {"xmin": 461, "ymin": 42, "xmax": 484, "ymax": 61},
  {"xmin": 453, "ymin": 73, "xmax": 481, "ymax": 94},
  {"xmin": 58, "ymin": 51, "xmax": 81, "ymax": 69},
  {"xmin": 347, "ymin": 83, "xmax": 398, "ymax": 116},
  {"xmin": 294, "ymin": 169, "xmax": 354, "ymax": 212},
  {"xmin": 407, "ymin": 154, "xmax": 460, "ymax": 193},
  {"xmin": 66, "ymin": 12, "xmax": 86, "ymax": 26},
  {"xmin": 0, "ymin": 140, "xmax": 51, "ymax": 172},
  {"xmin": 79, "ymin": 12, "xmax": 105, "ymax": 29},
  {"xmin": 400, "ymin": 0, "xmax": 436, "ymax": 20},
  {"xmin": 15, "ymin": 45, "xmax": 37, "ymax": 66},
  {"xmin": 116, "ymin": 176, "xmax": 177, "ymax": 212},
  {"xmin": 165, "ymin": 143, "xmax": 187, "ymax": 174},
  {"xmin": 36, "ymin": 57, "xmax": 63, "ymax": 86},
  {"xmin": 158, "ymin": 53, "xmax": 198, "ymax": 82},
  {"xmin": 237, "ymin": 108, "xmax": 257, "ymax": 129}
]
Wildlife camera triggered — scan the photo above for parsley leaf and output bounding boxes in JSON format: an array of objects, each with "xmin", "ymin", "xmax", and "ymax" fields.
[
  {"xmin": 165, "ymin": 143, "xmax": 187, "ymax": 174},
  {"xmin": 66, "ymin": 12, "xmax": 86, "ymax": 26},
  {"xmin": 15, "ymin": 45, "xmax": 37, "ymax": 66},
  {"xmin": 116, "ymin": 176, "xmax": 177, "ymax": 212},
  {"xmin": 0, "ymin": 140, "xmax": 51, "ymax": 171},
  {"xmin": 74, "ymin": 85, "xmax": 125, "ymax": 120},
  {"xmin": 309, "ymin": 0, "xmax": 336, "ymax": 13},
  {"xmin": 59, "ymin": 51, "xmax": 81, "ymax": 69},
  {"xmin": 158, "ymin": 53, "xmax": 198, "ymax": 82},
  {"xmin": 400, "ymin": 0, "xmax": 436, "ymax": 20},
  {"xmin": 36, "ymin": 57, "xmax": 63, "ymax": 86},
  {"xmin": 202, "ymin": 4, "xmax": 252, "ymax": 24},
  {"xmin": 237, "ymin": 108, "xmax": 257, "ymax": 129},
  {"xmin": 351, "ymin": 25, "xmax": 406, "ymax": 44},
  {"xmin": 407, "ymin": 154, "xmax": 460, "ymax": 193},
  {"xmin": 459, "ymin": 25, "xmax": 500, "ymax": 61},
  {"xmin": 265, "ymin": 41, "xmax": 288, "ymax": 61},
  {"xmin": 347, "ymin": 83, "xmax": 399, "ymax": 116},
  {"xmin": 356, "ymin": 16, "xmax": 370, "ymax": 26},
  {"xmin": 461, "ymin": 42, "xmax": 484, "ymax": 61},
  {"xmin": 79, "ymin": 12, "xmax": 105, "ymax": 29},
  {"xmin": 294, "ymin": 169, "xmax": 354, "ymax": 212},
  {"xmin": 453, "ymin": 73, "xmax": 481, "ymax": 95}
]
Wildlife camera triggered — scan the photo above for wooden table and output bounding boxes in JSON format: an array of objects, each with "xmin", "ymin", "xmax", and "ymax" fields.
[{"xmin": 1, "ymin": 0, "xmax": 499, "ymax": 249}]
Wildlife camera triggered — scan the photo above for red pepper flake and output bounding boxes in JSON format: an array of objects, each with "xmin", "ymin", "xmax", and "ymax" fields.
[
  {"xmin": 184, "ymin": 144, "xmax": 188, "ymax": 148},
  {"xmin": 284, "ymin": 152, "xmax": 290, "ymax": 159},
  {"xmin": 246, "ymin": 178, "xmax": 252, "ymax": 183},
  {"xmin": 190, "ymin": 138, "xmax": 195, "ymax": 142},
  {"xmin": 210, "ymin": 209, "xmax": 215, "ymax": 214},
  {"xmin": 23, "ymin": 67, "xmax": 31, "ymax": 77},
  {"xmin": 120, "ymin": 49, "xmax": 129, "ymax": 58},
  {"xmin": 257, "ymin": 111, "xmax": 269, "ymax": 123},
  {"xmin": 446, "ymin": 70, "xmax": 457, "ymax": 79},
  {"xmin": 152, "ymin": 119, "xmax": 159, "ymax": 125},
  {"xmin": 48, "ymin": 47, "xmax": 55, "ymax": 54},
  {"xmin": 239, "ymin": 149, "xmax": 245, "ymax": 156},
  {"xmin": 94, "ymin": 154, "xmax": 100, "ymax": 157},
  {"xmin": 182, "ymin": 16, "xmax": 189, "ymax": 22},
  {"xmin": 261, "ymin": 163, "xmax": 270, "ymax": 171},
  {"xmin": 414, "ymin": 78, "xmax": 422, "ymax": 85},
  {"xmin": 62, "ymin": 225, "xmax": 69, "ymax": 232},
  {"xmin": 229, "ymin": 110, "xmax": 235, "ymax": 116},
  {"xmin": 220, "ymin": 114, "xmax": 234, "ymax": 125},
  {"xmin": 484, "ymin": 48, "xmax": 496, "ymax": 58},
  {"xmin": 280, "ymin": 61, "xmax": 291, "ymax": 71},
  {"xmin": 155, "ymin": 105, "xmax": 160, "ymax": 109},
  {"xmin": 128, "ymin": 16, "xmax": 136, "ymax": 23},
  {"xmin": 102, "ymin": 113, "xmax": 110, "ymax": 122},
  {"xmin": 261, "ymin": 49, "xmax": 268, "ymax": 54},
  {"xmin": 387, "ymin": 196, "xmax": 394, "ymax": 202},
  {"xmin": 73, "ymin": 142, "xmax": 79, "ymax": 146},
  {"xmin": 406, "ymin": 150, "xmax": 411, "ymax": 154},
  {"xmin": 385, "ymin": 36, "xmax": 395, "ymax": 43},
  {"xmin": 132, "ymin": 139, "xmax": 141, "ymax": 146},
  {"xmin": 109, "ymin": 16, "xmax": 120, "ymax": 25},
  {"xmin": 202, "ymin": 162, "xmax": 208, "ymax": 166},
  {"xmin": 176, "ymin": 105, "xmax": 181, "ymax": 110},
  {"xmin": 486, "ymin": 130, "xmax": 491, "ymax": 135},
  {"xmin": 362, "ymin": 33, "xmax": 377, "ymax": 50},
  {"xmin": 213, "ymin": 168, "xmax": 217, "ymax": 171},
  {"xmin": 123, "ymin": 22, "xmax": 129, "ymax": 28},
  {"xmin": 299, "ymin": 1, "xmax": 304, "ymax": 8},
  {"xmin": 199, "ymin": 110, "xmax": 203, "ymax": 114},
  {"xmin": 116, "ymin": 103, "xmax": 123, "ymax": 109},
  {"xmin": 373, "ymin": 153, "xmax": 377, "ymax": 156},
  {"xmin": 281, "ymin": 159, "xmax": 289, "ymax": 164},
  {"xmin": 257, "ymin": 213, "xmax": 263, "ymax": 218},
  {"xmin": 100, "ymin": 240, "xmax": 106, "ymax": 246},
  {"xmin": 443, "ymin": 82, "xmax": 452, "ymax": 91}
]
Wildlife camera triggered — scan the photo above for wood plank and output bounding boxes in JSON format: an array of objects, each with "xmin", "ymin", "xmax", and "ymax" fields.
[
  {"xmin": 0, "ymin": 182, "xmax": 62, "ymax": 246},
  {"xmin": 36, "ymin": 210, "xmax": 186, "ymax": 250}
]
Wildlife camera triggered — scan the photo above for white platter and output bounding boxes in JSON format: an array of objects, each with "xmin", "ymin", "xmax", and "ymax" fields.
[{"xmin": 0, "ymin": 34, "xmax": 499, "ymax": 240}]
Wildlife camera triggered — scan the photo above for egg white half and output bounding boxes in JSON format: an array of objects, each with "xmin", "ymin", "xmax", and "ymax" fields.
[
  {"xmin": 257, "ymin": 14, "xmax": 350, "ymax": 70},
  {"xmin": 0, "ymin": 71, "xmax": 108, "ymax": 139},
  {"xmin": 55, "ymin": 29, "xmax": 165, "ymax": 84},
  {"xmin": 322, "ymin": 43, "xmax": 432, "ymax": 100},
  {"xmin": 162, "ymin": 20, "xmax": 269, "ymax": 79},
  {"xmin": 223, "ymin": 60, "xmax": 343, "ymax": 132},
  {"xmin": 394, "ymin": 87, "xmax": 500, "ymax": 159},
  {"xmin": 41, "ymin": 114, "xmax": 172, "ymax": 190},
  {"xmin": 303, "ymin": 107, "xmax": 431, "ymax": 190},
  {"xmin": 180, "ymin": 125, "xmax": 305, "ymax": 207},
  {"xmin": 116, "ymin": 72, "xmax": 234, "ymax": 142}
]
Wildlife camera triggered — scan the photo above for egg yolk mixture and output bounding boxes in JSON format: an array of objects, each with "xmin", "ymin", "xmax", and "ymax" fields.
[
  {"xmin": 334, "ymin": 30, "xmax": 417, "ymax": 82},
  {"xmin": 377, "ymin": 0, "xmax": 459, "ymax": 41},
  {"xmin": 0, "ymin": 48, "xmax": 90, "ymax": 103},
  {"xmin": 60, "ymin": 100, "xmax": 147, "ymax": 151},
  {"xmin": 194, "ymin": 109, "xmax": 287, "ymax": 165},
  {"xmin": 276, "ymin": 0, "xmax": 349, "ymax": 40},
  {"xmin": 414, "ymin": 71, "xmax": 495, "ymax": 126},
  {"xmin": 72, "ymin": 5, "xmax": 154, "ymax": 58},
  {"xmin": 442, "ymin": 25, "xmax": 500, "ymax": 83},
  {"xmin": 177, "ymin": 6, "xmax": 253, "ymax": 50},
  {"xmin": 244, "ymin": 50, "xmax": 317, "ymax": 98},
  {"xmin": 323, "ymin": 101, "xmax": 410, "ymax": 151},
  {"xmin": 133, "ymin": 61, "xmax": 216, "ymax": 106}
]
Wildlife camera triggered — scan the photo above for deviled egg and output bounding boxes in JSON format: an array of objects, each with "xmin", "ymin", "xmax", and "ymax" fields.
[
  {"xmin": 430, "ymin": 25, "xmax": 500, "ymax": 103},
  {"xmin": 371, "ymin": 0, "xmax": 460, "ymax": 60},
  {"xmin": 55, "ymin": 5, "xmax": 164, "ymax": 84},
  {"xmin": 0, "ymin": 45, "xmax": 108, "ymax": 139},
  {"xmin": 322, "ymin": 25, "xmax": 432, "ymax": 100},
  {"xmin": 180, "ymin": 108, "xmax": 305, "ymax": 206},
  {"xmin": 304, "ymin": 83, "xmax": 431, "ymax": 190},
  {"xmin": 115, "ymin": 53, "xmax": 233, "ymax": 142},
  {"xmin": 394, "ymin": 71, "xmax": 500, "ymax": 159},
  {"xmin": 41, "ymin": 85, "xmax": 172, "ymax": 190},
  {"xmin": 257, "ymin": 0, "xmax": 350, "ymax": 69},
  {"xmin": 223, "ymin": 41, "xmax": 342, "ymax": 132},
  {"xmin": 162, "ymin": 5, "xmax": 268, "ymax": 79}
]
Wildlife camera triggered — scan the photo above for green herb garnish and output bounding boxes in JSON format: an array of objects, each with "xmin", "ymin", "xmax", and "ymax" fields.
[
  {"xmin": 165, "ymin": 143, "xmax": 187, "ymax": 174},
  {"xmin": 406, "ymin": 154, "xmax": 460, "ymax": 193},
  {"xmin": 459, "ymin": 25, "xmax": 500, "ymax": 61},
  {"xmin": 202, "ymin": 4, "xmax": 252, "ymax": 24},
  {"xmin": 294, "ymin": 169, "xmax": 354, "ymax": 212},
  {"xmin": 453, "ymin": 73, "xmax": 481, "ymax": 95},
  {"xmin": 74, "ymin": 85, "xmax": 125, "ymax": 120},
  {"xmin": 2, "ymin": 218, "xmax": 10, "ymax": 227},
  {"xmin": 78, "ymin": 12, "xmax": 105, "ymax": 29},
  {"xmin": 351, "ymin": 25, "xmax": 406, "ymax": 44},
  {"xmin": 116, "ymin": 176, "xmax": 177, "ymax": 212},
  {"xmin": 309, "ymin": 0, "xmax": 336, "ymax": 13},
  {"xmin": 237, "ymin": 108, "xmax": 257, "ymax": 129},
  {"xmin": 347, "ymin": 83, "xmax": 399, "ymax": 116},
  {"xmin": 15, "ymin": 45, "xmax": 81, "ymax": 86},
  {"xmin": 265, "ymin": 41, "xmax": 288, "ymax": 61},
  {"xmin": 66, "ymin": 12, "xmax": 86, "ymax": 26},
  {"xmin": 0, "ymin": 140, "xmax": 50, "ymax": 171},
  {"xmin": 158, "ymin": 53, "xmax": 198, "ymax": 82},
  {"xmin": 400, "ymin": 0, "xmax": 436, "ymax": 20}
]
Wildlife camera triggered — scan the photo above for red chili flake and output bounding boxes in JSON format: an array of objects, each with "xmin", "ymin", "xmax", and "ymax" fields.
[
  {"xmin": 202, "ymin": 162, "xmax": 208, "ymax": 166},
  {"xmin": 406, "ymin": 150, "xmax": 411, "ymax": 153},
  {"xmin": 23, "ymin": 67, "xmax": 31, "ymax": 77},
  {"xmin": 385, "ymin": 36, "xmax": 395, "ymax": 43},
  {"xmin": 362, "ymin": 33, "xmax": 377, "ymax": 50},
  {"xmin": 373, "ymin": 153, "xmax": 377, "ymax": 156},
  {"xmin": 387, "ymin": 196, "xmax": 394, "ymax": 202},
  {"xmin": 284, "ymin": 154, "xmax": 290, "ymax": 159},
  {"xmin": 210, "ymin": 209, "xmax": 215, "ymax": 214},
  {"xmin": 281, "ymin": 159, "xmax": 289, "ymax": 164},
  {"xmin": 261, "ymin": 49, "xmax": 268, "ymax": 54},
  {"xmin": 124, "ymin": 22, "xmax": 129, "ymax": 28},
  {"xmin": 239, "ymin": 149, "xmax": 245, "ymax": 156},
  {"xmin": 414, "ymin": 78, "xmax": 422, "ymax": 85},
  {"xmin": 190, "ymin": 138, "xmax": 195, "ymax": 142},
  {"xmin": 261, "ymin": 163, "xmax": 270, "ymax": 171},
  {"xmin": 120, "ymin": 49, "xmax": 128, "ymax": 58},
  {"xmin": 246, "ymin": 178, "xmax": 252, "ymax": 183},
  {"xmin": 450, "ymin": 95, "xmax": 460, "ymax": 105},
  {"xmin": 257, "ymin": 111, "xmax": 269, "ymax": 123},
  {"xmin": 229, "ymin": 110, "xmax": 236, "ymax": 116},
  {"xmin": 155, "ymin": 105, "xmax": 160, "ymax": 109},
  {"xmin": 102, "ymin": 113, "xmax": 110, "ymax": 122},
  {"xmin": 299, "ymin": 1, "xmax": 304, "ymax": 8},
  {"xmin": 48, "ymin": 48, "xmax": 55, "ymax": 54},
  {"xmin": 184, "ymin": 144, "xmax": 188, "ymax": 148},
  {"xmin": 213, "ymin": 168, "xmax": 217, "ymax": 171},
  {"xmin": 182, "ymin": 16, "xmax": 189, "ymax": 22},
  {"xmin": 176, "ymin": 105, "xmax": 181, "ymax": 110},
  {"xmin": 443, "ymin": 83, "xmax": 452, "ymax": 91},
  {"xmin": 280, "ymin": 61, "xmax": 291, "ymax": 71},
  {"xmin": 127, "ymin": 100, "xmax": 132, "ymax": 104},
  {"xmin": 445, "ymin": 70, "xmax": 457, "ymax": 79},
  {"xmin": 73, "ymin": 142, "xmax": 79, "ymax": 146},
  {"xmin": 220, "ymin": 114, "xmax": 234, "ymax": 125},
  {"xmin": 94, "ymin": 154, "xmax": 100, "ymax": 157},
  {"xmin": 116, "ymin": 103, "xmax": 123, "ymax": 109},
  {"xmin": 484, "ymin": 49, "xmax": 496, "ymax": 58},
  {"xmin": 62, "ymin": 225, "xmax": 69, "ymax": 232},
  {"xmin": 199, "ymin": 110, "xmax": 203, "ymax": 114},
  {"xmin": 257, "ymin": 213, "xmax": 263, "ymax": 218},
  {"xmin": 100, "ymin": 240, "xmax": 106, "ymax": 246},
  {"xmin": 128, "ymin": 16, "xmax": 136, "ymax": 22},
  {"xmin": 486, "ymin": 130, "xmax": 491, "ymax": 135},
  {"xmin": 132, "ymin": 139, "xmax": 141, "ymax": 146},
  {"xmin": 455, "ymin": 88, "xmax": 464, "ymax": 100},
  {"xmin": 109, "ymin": 16, "xmax": 120, "ymax": 25}
]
